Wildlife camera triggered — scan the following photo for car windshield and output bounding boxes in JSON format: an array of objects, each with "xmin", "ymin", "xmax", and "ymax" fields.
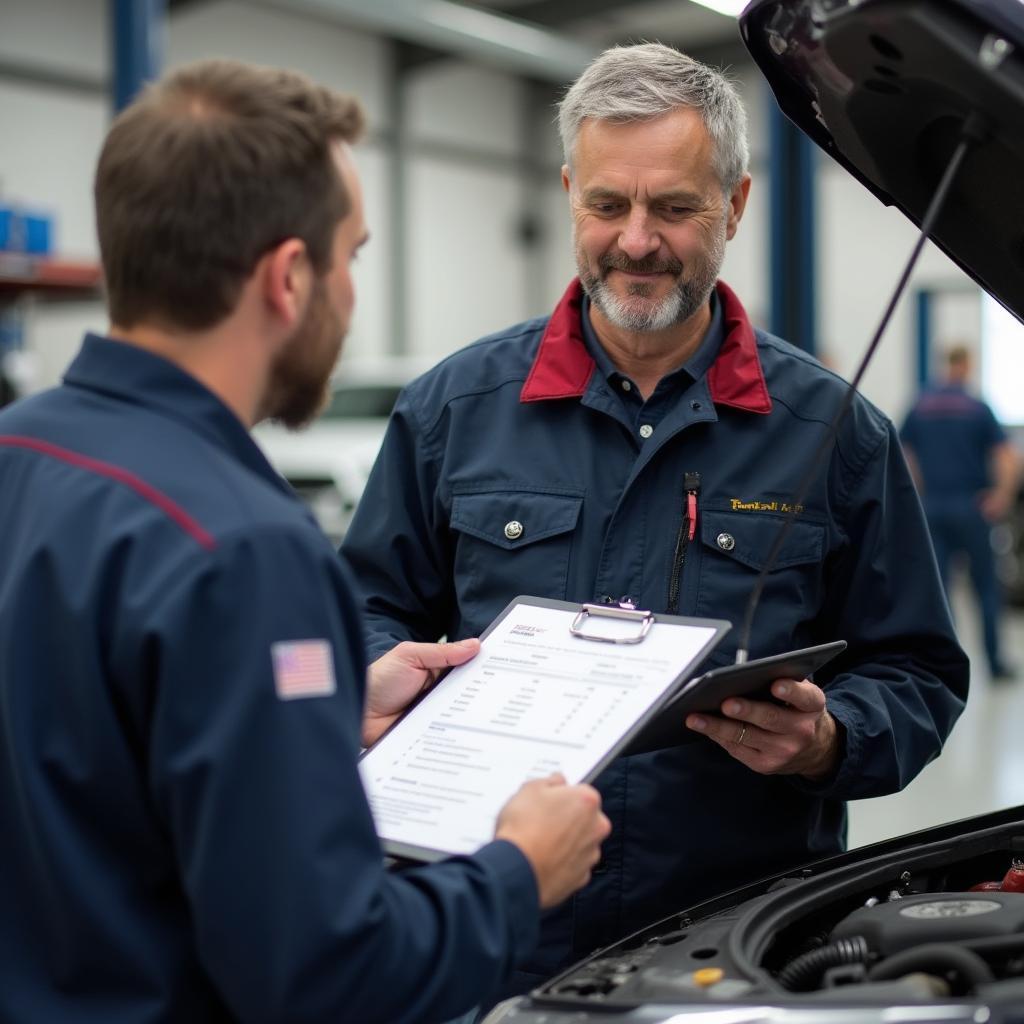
[{"xmin": 323, "ymin": 384, "xmax": 402, "ymax": 419}]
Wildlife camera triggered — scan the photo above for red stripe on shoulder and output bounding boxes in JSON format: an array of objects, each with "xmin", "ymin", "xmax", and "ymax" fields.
[{"xmin": 0, "ymin": 435, "xmax": 217, "ymax": 551}]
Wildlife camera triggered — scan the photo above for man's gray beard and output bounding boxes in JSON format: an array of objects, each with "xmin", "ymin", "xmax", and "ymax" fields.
[
  {"xmin": 578, "ymin": 225, "xmax": 726, "ymax": 333},
  {"xmin": 586, "ymin": 277, "xmax": 696, "ymax": 332}
]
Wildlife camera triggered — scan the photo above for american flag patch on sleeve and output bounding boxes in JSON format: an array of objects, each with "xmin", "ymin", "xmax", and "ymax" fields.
[{"xmin": 271, "ymin": 639, "xmax": 337, "ymax": 700}]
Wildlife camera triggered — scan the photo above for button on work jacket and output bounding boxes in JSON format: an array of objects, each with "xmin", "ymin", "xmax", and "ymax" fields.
[
  {"xmin": 0, "ymin": 335, "xmax": 539, "ymax": 1024},
  {"xmin": 342, "ymin": 280, "xmax": 969, "ymax": 984}
]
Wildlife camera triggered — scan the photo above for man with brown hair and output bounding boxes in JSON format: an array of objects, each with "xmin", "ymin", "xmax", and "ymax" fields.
[{"xmin": 0, "ymin": 60, "xmax": 608, "ymax": 1024}]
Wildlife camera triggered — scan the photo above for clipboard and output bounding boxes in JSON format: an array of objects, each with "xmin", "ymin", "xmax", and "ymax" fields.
[
  {"xmin": 624, "ymin": 639, "xmax": 848, "ymax": 756},
  {"xmin": 358, "ymin": 596, "xmax": 729, "ymax": 862}
]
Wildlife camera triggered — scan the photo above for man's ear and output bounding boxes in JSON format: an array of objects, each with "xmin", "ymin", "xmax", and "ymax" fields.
[
  {"xmin": 261, "ymin": 238, "xmax": 312, "ymax": 329},
  {"xmin": 725, "ymin": 174, "xmax": 752, "ymax": 240}
]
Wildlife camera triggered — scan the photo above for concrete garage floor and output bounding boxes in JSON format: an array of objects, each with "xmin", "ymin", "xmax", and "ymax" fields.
[{"xmin": 848, "ymin": 579, "xmax": 1024, "ymax": 849}]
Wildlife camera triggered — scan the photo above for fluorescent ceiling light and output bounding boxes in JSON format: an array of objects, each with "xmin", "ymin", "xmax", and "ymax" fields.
[
  {"xmin": 272, "ymin": 0, "xmax": 596, "ymax": 82},
  {"xmin": 688, "ymin": 0, "xmax": 747, "ymax": 16},
  {"xmin": 424, "ymin": 0, "xmax": 574, "ymax": 58}
]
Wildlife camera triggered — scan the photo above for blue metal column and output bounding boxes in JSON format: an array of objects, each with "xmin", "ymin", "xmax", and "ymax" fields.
[
  {"xmin": 768, "ymin": 88, "xmax": 817, "ymax": 354},
  {"xmin": 915, "ymin": 288, "xmax": 933, "ymax": 386},
  {"xmin": 112, "ymin": 0, "xmax": 166, "ymax": 112}
]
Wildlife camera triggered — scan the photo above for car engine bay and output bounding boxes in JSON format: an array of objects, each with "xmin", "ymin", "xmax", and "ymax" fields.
[{"xmin": 511, "ymin": 817, "xmax": 1024, "ymax": 1017}]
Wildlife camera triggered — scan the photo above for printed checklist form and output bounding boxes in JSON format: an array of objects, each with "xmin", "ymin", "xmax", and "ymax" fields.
[{"xmin": 359, "ymin": 597, "xmax": 728, "ymax": 861}]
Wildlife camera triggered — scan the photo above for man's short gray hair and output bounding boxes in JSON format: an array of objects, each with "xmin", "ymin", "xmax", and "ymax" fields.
[{"xmin": 558, "ymin": 43, "xmax": 749, "ymax": 193}]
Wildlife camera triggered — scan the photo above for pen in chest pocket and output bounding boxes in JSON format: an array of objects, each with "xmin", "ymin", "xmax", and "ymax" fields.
[{"xmin": 667, "ymin": 471, "xmax": 701, "ymax": 614}]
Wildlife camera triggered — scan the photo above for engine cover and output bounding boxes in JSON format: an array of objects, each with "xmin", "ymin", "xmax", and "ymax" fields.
[{"xmin": 831, "ymin": 892, "xmax": 1024, "ymax": 954}]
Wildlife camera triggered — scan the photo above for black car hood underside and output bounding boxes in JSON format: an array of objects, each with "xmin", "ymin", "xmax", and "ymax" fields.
[{"xmin": 740, "ymin": 0, "xmax": 1024, "ymax": 323}]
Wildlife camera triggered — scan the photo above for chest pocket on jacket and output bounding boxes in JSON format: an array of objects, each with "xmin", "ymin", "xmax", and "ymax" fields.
[
  {"xmin": 694, "ymin": 509, "xmax": 825, "ymax": 649},
  {"xmin": 450, "ymin": 489, "xmax": 583, "ymax": 627}
]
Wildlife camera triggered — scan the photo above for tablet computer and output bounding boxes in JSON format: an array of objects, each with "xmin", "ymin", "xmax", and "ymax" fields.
[{"xmin": 624, "ymin": 639, "xmax": 847, "ymax": 756}]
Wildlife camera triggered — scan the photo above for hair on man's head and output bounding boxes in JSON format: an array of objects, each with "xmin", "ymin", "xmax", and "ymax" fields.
[
  {"xmin": 557, "ymin": 42, "xmax": 748, "ymax": 193},
  {"xmin": 95, "ymin": 59, "xmax": 365, "ymax": 331}
]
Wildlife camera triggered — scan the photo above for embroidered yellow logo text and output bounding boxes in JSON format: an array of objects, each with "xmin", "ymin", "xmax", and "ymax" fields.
[{"xmin": 730, "ymin": 498, "xmax": 804, "ymax": 514}]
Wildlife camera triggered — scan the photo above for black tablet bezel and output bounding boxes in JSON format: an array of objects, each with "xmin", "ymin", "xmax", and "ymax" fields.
[{"xmin": 625, "ymin": 639, "xmax": 848, "ymax": 756}]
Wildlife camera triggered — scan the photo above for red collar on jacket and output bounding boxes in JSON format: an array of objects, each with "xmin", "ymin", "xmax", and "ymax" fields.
[{"xmin": 520, "ymin": 278, "xmax": 772, "ymax": 414}]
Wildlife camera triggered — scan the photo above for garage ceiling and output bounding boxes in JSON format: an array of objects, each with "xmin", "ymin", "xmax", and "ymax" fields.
[
  {"xmin": 171, "ymin": 0, "xmax": 748, "ymax": 80},
  {"xmin": 469, "ymin": 0, "xmax": 742, "ymax": 49}
]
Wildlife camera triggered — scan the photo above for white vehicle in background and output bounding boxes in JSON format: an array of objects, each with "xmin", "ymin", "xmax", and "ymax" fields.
[{"xmin": 255, "ymin": 359, "xmax": 428, "ymax": 543}]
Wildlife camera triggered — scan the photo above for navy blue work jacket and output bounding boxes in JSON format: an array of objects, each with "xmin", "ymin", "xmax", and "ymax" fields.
[
  {"xmin": 342, "ymin": 280, "xmax": 969, "ymax": 983},
  {"xmin": 0, "ymin": 335, "xmax": 538, "ymax": 1024},
  {"xmin": 900, "ymin": 383, "xmax": 1008, "ymax": 504}
]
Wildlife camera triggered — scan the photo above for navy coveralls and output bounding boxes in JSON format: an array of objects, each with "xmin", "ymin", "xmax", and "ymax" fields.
[
  {"xmin": 342, "ymin": 280, "xmax": 969, "ymax": 992},
  {"xmin": 900, "ymin": 383, "xmax": 1011, "ymax": 675},
  {"xmin": 0, "ymin": 335, "xmax": 538, "ymax": 1024}
]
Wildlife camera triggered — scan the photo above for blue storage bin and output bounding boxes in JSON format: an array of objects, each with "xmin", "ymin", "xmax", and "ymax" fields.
[
  {"xmin": 24, "ymin": 214, "xmax": 52, "ymax": 255},
  {"xmin": 0, "ymin": 206, "xmax": 23, "ymax": 251},
  {"xmin": 0, "ymin": 204, "xmax": 54, "ymax": 254}
]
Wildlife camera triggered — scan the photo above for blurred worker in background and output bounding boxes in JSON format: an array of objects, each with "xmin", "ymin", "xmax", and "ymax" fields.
[
  {"xmin": 901, "ymin": 344, "xmax": 1021, "ymax": 682},
  {"xmin": 0, "ymin": 59, "xmax": 608, "ymax": 1024}
]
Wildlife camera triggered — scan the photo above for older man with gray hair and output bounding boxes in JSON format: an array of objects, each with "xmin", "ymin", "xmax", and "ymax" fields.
[{"xmin": 343, "ymin": 42, "xmax": 967, "ymax": 1005}]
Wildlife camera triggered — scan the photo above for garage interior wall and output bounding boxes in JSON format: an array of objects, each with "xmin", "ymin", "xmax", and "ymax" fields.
[{"xmin": 0, "ymin": 0, "xmax": 982, "ymax": 423}]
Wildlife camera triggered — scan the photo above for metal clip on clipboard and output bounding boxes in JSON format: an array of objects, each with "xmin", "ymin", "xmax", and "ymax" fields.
[{"xmin": 569, "ymin": 601, "xmax": 655, "ymax": 645}]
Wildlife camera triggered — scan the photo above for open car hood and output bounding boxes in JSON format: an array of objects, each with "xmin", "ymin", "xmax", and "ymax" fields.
[
  {"xmin": 484, "ymin": 803, "xmax": 1024, "ymax": 1021},
  {"xmin": 739, "ymin": 0, "xmax": 1024, "ymax": 324}
]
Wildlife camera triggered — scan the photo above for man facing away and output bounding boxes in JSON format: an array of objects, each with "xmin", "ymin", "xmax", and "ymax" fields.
[
  {"xmin": 901, "ymin": 344, "xmax": 1020, "ymax": 681},
  {"xmin": 0, "ymin": 60, "xmax": 610, "ymax": 1024},
  {"xmin": 342, "ymin": 42, "xmax": 969, "ymax": 1003}
]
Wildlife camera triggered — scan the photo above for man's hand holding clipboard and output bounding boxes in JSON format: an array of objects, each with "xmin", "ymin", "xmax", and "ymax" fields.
[{"xmin": 364, "ymin": 636, "xmax": 611, "ymax": 904}]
